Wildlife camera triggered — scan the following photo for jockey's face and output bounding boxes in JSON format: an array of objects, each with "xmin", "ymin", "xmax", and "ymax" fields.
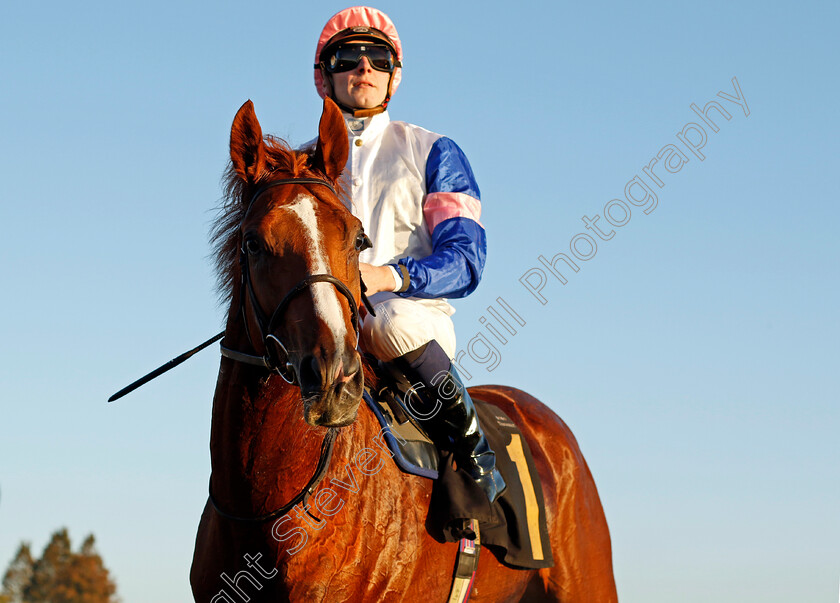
[{"xmin": 329, "ymin": 53, "xmax": 391, "ymax": 110}]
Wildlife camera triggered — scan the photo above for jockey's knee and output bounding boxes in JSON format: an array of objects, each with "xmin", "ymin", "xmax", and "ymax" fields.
[
  {"xmin": 360, "ymin": 294, "xmax": 457, "ymax": 361},
  {"xmin": 360, "ymin": 302, "xmax": 415, "ymax": 361}
]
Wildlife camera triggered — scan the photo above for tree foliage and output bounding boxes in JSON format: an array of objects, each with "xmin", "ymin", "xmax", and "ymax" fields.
[
  {"xmin": 0, "ymin": 529, "xmax": 118, "ymax": 603},
  {"xmin": 0, "ymin": 543, "xmax": 33, "ymax": 603}
]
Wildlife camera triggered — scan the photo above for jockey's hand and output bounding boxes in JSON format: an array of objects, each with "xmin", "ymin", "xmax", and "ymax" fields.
[{"xmin": 359, "ymin": 263, "xmax": 397, "ymax": 295}]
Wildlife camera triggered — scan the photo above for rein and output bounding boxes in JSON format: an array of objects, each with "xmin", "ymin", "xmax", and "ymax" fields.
[
  {"xmin": 212, "ymin": 175, "xmax": 354, "ymax": 524},
  {"xmin": 109, "ymin": 175, "xmax": 373, "ymax": 524},
  {"xmin": 209, "ymin": 427, "xmax": 338, "ymax": 523}
]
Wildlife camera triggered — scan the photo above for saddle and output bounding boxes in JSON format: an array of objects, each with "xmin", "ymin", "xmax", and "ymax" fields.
[{"xmin": 365, "ymin": 368, "xmax": 554, "ymax": 570}]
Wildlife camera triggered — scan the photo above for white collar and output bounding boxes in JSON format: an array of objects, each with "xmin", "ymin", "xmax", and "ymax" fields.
[{"xmin": 344, "ymin": 111, "xmax": 390, "ymax": 140}]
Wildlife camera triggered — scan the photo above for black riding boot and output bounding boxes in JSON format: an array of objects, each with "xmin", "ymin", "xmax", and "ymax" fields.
[{"xmin": 391, "ymin": 341, "xmax": 506, "ymax": 504}]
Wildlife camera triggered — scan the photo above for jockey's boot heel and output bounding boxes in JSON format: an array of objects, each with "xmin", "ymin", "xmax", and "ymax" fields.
[{"xmin": 392, "ymin": 340, "xmax": 506, "ymax": 504}]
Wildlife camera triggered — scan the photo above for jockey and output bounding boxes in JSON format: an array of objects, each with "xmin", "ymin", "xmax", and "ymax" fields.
[{"xmin": 314, "ymin": 6, "xmax": 505, "ymax": 504}]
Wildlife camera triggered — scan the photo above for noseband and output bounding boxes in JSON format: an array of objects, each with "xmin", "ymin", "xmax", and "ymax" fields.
[{"xmin": 219, "ymin": 177, "xmax": 361, "ymax": 384}]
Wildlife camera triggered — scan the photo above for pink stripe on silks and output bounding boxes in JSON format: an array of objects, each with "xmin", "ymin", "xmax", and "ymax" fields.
[{"xmin": 423, "ymin": 192, "xmax": 482, "ymax": 234}]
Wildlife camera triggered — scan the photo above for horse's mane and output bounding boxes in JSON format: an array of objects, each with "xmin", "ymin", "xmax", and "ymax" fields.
[{"xmin": 210, "ymin": 135, "xmax": 336, "ymax": 305}]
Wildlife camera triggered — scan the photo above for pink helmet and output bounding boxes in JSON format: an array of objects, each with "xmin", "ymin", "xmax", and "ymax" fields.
[{"xmin": 314, "ymin": 7, "xmax": 403, "ymax": 114}]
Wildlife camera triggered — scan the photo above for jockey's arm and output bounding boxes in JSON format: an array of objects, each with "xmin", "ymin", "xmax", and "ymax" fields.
[
  {"xmin": 364, "ymin": 136, "xmax": 485, "ymax": 298},
  {"xmin": 390, "ymin": 217, "xmax": 486, "ymax": 298},
  {"xmin": 360, "ymin": 215, "xmax": 486, "ymax": 298}
]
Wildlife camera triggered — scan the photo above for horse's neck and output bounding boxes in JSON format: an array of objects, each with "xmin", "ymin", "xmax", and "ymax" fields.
[{"xmin": 208, "ymin": 328, "xmax": 379, "ymax": 519}]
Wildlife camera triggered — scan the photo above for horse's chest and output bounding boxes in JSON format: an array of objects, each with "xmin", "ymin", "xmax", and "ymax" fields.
[{"xmin": 276, "ymin": 493, "xmax": 438, "ymax": 600}]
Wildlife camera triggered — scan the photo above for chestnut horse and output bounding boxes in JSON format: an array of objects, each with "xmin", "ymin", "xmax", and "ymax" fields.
[{"xmin": 190, "ymin": 98, "xmax": 617, "ymax": 602}]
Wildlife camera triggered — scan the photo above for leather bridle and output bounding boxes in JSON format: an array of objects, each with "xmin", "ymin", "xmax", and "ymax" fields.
[{"xmin": 211, "ymin": 175, "xmax": 367, "ymax": 524}]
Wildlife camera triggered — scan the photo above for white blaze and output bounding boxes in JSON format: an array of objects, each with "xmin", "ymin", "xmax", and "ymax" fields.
[{"xmin": 283, "ymin": 194, "xmax": 347, "ymax": 350}]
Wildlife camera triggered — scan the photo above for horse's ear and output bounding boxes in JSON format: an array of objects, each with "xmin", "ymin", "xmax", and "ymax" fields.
[
  {"xmin": 230, "ymin": 100, "xmax": 267, "ymax": 183},
  {"xmin": 312, "ymin": 98, "xmax": 348, "ymax": 182}
]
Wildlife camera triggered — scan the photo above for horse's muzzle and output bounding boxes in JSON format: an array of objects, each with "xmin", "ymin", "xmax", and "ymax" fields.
[{"xmin": 299, "ymin": 350, "xmax": 364, "ymax": 427}]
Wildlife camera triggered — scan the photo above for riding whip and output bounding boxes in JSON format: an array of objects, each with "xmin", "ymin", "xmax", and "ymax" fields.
[{"xmin": 107, "ymin": 331, "xmax": 224, "ymax": 402}]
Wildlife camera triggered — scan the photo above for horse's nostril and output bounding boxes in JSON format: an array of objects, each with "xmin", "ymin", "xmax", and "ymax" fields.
[
  {"xmin": 298, "ymin": 355, "xmax": 322, "ymax": 389},
  {"xmin": 299, "ymin": 352, "xmax": 361, "ymax": 392},
  {"xmin": 344, "ymin": 353, "xmax": 361, "ymax": 378}
]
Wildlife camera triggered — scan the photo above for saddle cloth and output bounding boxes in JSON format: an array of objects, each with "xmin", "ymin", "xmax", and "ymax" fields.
[{"xmin": 363, "ymin": 389, "xmax": 554, "ymax": 569}]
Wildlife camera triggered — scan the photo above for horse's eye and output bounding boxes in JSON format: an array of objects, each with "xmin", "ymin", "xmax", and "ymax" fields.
[
  {"xmin": 355, "ymin": 232, "xmax": 372, "ymax": 252},
  {"xmin": 244, "ymin": 237, "xmax": 262, "ymax": 256}
]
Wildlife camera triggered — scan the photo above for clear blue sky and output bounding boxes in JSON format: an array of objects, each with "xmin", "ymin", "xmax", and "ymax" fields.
[{"xmin": 1, "ymin": 1, "xmax": 838, "ymax": 601}]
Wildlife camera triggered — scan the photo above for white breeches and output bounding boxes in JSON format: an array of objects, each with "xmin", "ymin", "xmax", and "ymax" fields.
[{"xmin": 360, "ymin": 292, "xmax": 456, "ymax": 361}]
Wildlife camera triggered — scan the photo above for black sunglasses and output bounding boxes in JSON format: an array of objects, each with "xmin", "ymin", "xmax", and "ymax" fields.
[{"xmin": 323, "ymin": 44, "xmax": 398, "ymax": 74}]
